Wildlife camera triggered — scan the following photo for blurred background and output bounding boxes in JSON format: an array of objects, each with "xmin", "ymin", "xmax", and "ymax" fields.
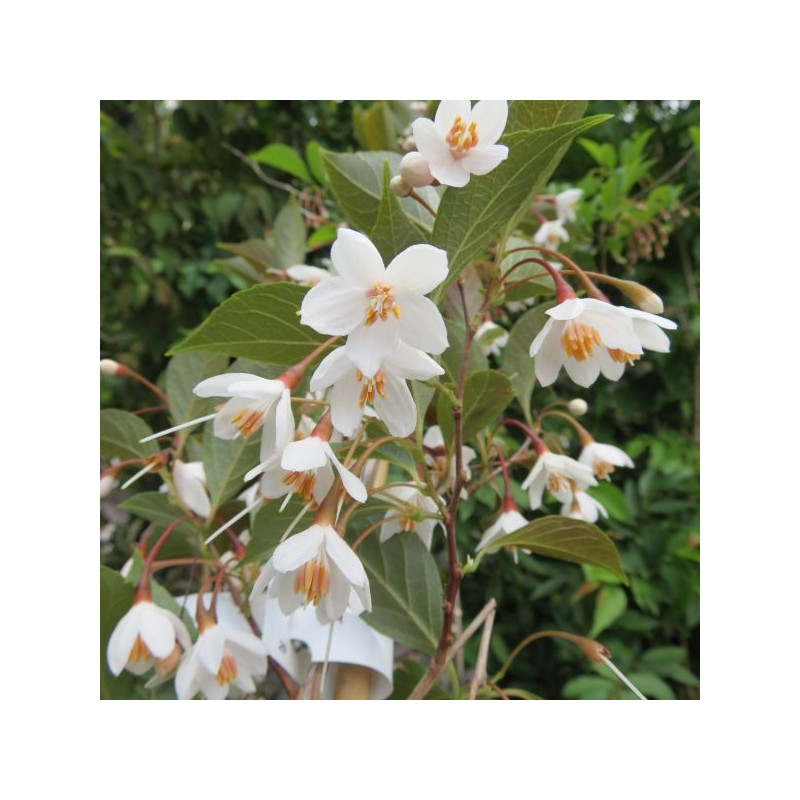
[{"xmin": 100, "ymin": 100, "xmax": 699, "ymax": 699}]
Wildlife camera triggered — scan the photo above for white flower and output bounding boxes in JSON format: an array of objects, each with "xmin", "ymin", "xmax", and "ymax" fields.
[
  {"xmin": 300, "ymin": 229, "xmax": 449, "ymax": 376},
  {"xmin": 411, "ymin": 100, "xmax": 509, "ymax": 188},
  {"xmin": 620, "ymin": 307, "xmax": 678, "ymax": 355},
  {"xmin": 579, "ymin": 441, "xmax": 634, "ymax": 480},
  {"xmin": 280, "ymin": 435, "xmax": 367, "ymax": 503},
  {"xmin": 378, "ymin": 485, "xmax": 442, "ymax": 550},
  {"xmin": 399, "ymin": 151, "xmax": 434, "ymax": 188},
  {"xmin": 475, "ymin": 320, "xmax": 509, "ymax": 357},
  {"xmin": 107, "ymin": 600, "xmax": 191, "ymax": 678},
  {"xmin": 521, "ymin": 451, "xmax": 597, "ymax": 511},
  {"xmin": 251, "ymin": 524, "xmax": 371, "ymax": 625},
  {"xmin": 561, "ymin": 491, "xmax": 608, "ymax": 523},
  {"xmin": 310, "ymin": 342, "xmax": 443, "ymax": 438},
  {"xmin": 172, "ymin": 460, "xmax": 211, "ymax": 519},
  {"xmin": 477, "ymin": 508, "xmax": 529, "ymax": 551},
  {"xmin": 529, "ymin": 298, "xmax": 643, "ymax": 388},
  {"xmin": 175, "ymin": 621, "xmax": 267, "ymax": 700},
  {"xmin": 285, "ymin": 264, "xmax": 332, "ymax": 287},
  {"xmin": 534, "ymin": 218, "xmax": 569, "ymax": 250},
  {"xmin": 555, "ymin": 188, "xmax": 583, "ymax": 223},
  {"xmin": 423, "ymin": 425, "xmax": 476, "ymax": 497}
]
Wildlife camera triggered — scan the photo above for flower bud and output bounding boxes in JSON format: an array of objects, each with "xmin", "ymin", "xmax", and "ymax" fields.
[
  {"xmin": 100, "ymin": 358, "xmax": 121, "ymax": 376},
  {"xmin": 399, "ymin": 152, "xmax": 433, "ymax": 188},
  {"xmin": 568, "ymin": 399, "xmax": 588, "ymax": 416},
  {"xmin": 390, "ymin": 176, "xmax": 412, "ymax": 197},
  {"xmin": 603, "ymin": 277, "xmax": 664, "ymax": 314},
  {"xmin": 100, "ymin": 475, "xmax": 116, "ymax": 498}
]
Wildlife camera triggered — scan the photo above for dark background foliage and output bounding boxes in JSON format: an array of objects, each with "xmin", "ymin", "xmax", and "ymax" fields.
[{"xmin": 100, "ymin": 100, "xmax": 699, "ymax": 699}]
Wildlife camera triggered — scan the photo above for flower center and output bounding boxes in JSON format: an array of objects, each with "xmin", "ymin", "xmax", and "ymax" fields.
[
  {"xmin": 228, "ymin": 406, "xmax": 265, "ymax": 437},
  {"xmin": 445, "ymin": 116, "xmax": 479, "ymax": 158},
  {"xmin": 364, "ymin": 283, "xmax": 400, "ymax": 325},
  {"xmin": 561, "ymin": 320, "xmax": 601, "ymax": 361},
  {"xmin": 154, "ymin": 644, "xmax": 182, "ymax": 678},
  {"xmin": 216, "ymin": 654, "xmax": 238, "ymax": 685},
  {"xmin": 282, "ymin": 470, "xmax": 318, "ymax": 502},
  {"xmin": 293, "ymin": 557, "xmax": 331, "ymax": 607},
  {"xmin": 607, "ymin": 348, "xmax": 641, "ymax": 365},
  {"xmin": 356, "ymin": 370, "xmax": 387, "ymax": 407},
  {"xmin": 399, "ymin": 512, "xmax": 418, "ymax": 532},
  {"xmin": 129, "ymin": 634, "xmax": 153, "ymax": 664},
  {"xmin": 547, "ymin": 231, "xmax": 562, "ymax": 247},
  {"xmin": 547, "ymin": 473, "xmax": 568, "ymax": 494},
  {"xmin": 593, "ymin": 458, "xmax": 614, "ymax": 480}
]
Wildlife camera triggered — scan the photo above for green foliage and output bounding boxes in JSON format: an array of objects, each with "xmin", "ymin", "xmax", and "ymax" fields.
[
  {"xmin": 369, "ymin": 163, "xmax": 427, "ymax": 262},
  {"xmin": 100, "ymin": 409, "xmax": 158, "ymax": 461},
  {"xmin": 100, "ymin": 565, "xmax": 136, "ymax": 699},
  {"xmin": 249, "ymin": 143, "xmax": 312, "ymax": 183},
  {"xmin": 437, "ymin": 370, "xmax": 514, "ymax": 445}
]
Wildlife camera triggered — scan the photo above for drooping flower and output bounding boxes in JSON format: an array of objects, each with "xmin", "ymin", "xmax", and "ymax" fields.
[
  {"xmin": 520, "ymin": 451, "xmax": 597, "ymax": 511},
  {"xmin": 476, "ymin": 508, "xmax": 529, "ymax": 551},
  {"xmin": 423, "ymin": 425, "xmax": 476, "ymax": 497},
  {"xmin": 378, "ymin": 485, "xmax": 442, "ymax": 550},
  {"xmin": 529, "ymin": 298, "xmax": 644, "ymax": 388},
  {"xmin": 579, "ymin": 440, "xmax": 634, "ymax": 480},
  {"xmin": 555, "ymin": 188, "xmax": 583, "ymax": 223},
  {"xmin": 534, "ymin": 218, "xmax": 570, "ymax": 250},
  {"xmin": 561, "ymin": 491, "xmax": 608, "ymax": 523},
  {"xmin": 251, "ymin": 524, "xmax": 371, "ymax": 625},
  {"xmin": 107, "ymin": 599, "xmax": 191, "ymax": 678},
  {"xmin": 172, "ymin": 460, "xmax": 211, "ymax": 519},
  {"xmin": 175, "ymin": 619, "xmax": 267, "ymax": 700},
  {"xmin": 300, "ymin": 230, "xmax": 449, "ymax": 376},
  {"xmin": 310, "ymin": 342, "xmax": 444, "ymax": 438},
  {"xmin": 475, "ymin": 319, "xmax": 509, "ymax": 357},
  {"xmin": 411, "ymin": 100, "xmax": 509, "ymax": 188}
]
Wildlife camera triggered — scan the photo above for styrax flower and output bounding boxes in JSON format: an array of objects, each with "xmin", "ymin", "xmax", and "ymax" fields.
[
  {"xmin": 251, "ymin": 524, "xmax": 371, "ymax": 625},
  {"xmin": 300, "ymin": 229, "xmax": 448, "ymax": 375},
  {"xmin": 521, "ymin": 451, "xmax": 597, "ymax": 511},
  {"xmin": 378, "ymin": 485, "xmax": 442, "ymax": 550},
  {"xmin": 529, "ymin": 298, "xmax": 643, "ymax": 388},
  {"xmin": 411, "ymin": 100, "xmax": 509, "ymax": 188},
  {"xmin": 579, "ymin": 440, "xmax": 634, "ymax": 480},
  {"xmin": 175, "ymin": 621, "xmax": 267, "ymax": 700},
  {"xmin": 310, "ymin": 342, "xmax": 444, "ymax": 438},
  {"xmin": 534, "ymin": 218, "xmax": 569, "ymax": 249},
  {"xmin": 561, "ymin": 491, "xmax": 608, "ymax": 523},
  {"xmin": 555, "ymin": 188, "xmax": 583, "ymax": 223},
  {"xmin": 477, "ymin": 508, "xmax": 529, "ymax": 551},
  {"xmin": 107, "ymin": 600, "xmax": 191, "ymax": 678},
  {"xmin": 172, "ymin": 460, "xmax": 211, "ymax": 519}
]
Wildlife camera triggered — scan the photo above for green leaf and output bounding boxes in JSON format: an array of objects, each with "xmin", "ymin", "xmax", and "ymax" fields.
[
  {"xmin": 118, "ymin": 492, "xmax": 200, "ymax": 558},
  {"xmin": 486, "ymin": 516, "xmax": 628, "ymax": 583},
  {"xmin": 437, "ymin": 370, "xmax": 513, "ymax": 446},
  {"xmin": 167, "ymin": 282, "xmax": 326, "ymax": 364},
  {"xmin": 562, "ymin": 674, "xmax": 615, "ymax": 700},
  {"xmin": 202, "ymin": 419, "xmax": 262, "ymax": 514},
  {"xmin": 500, "ymin": 236, "xmax": 555, "ymax": 301},
  {"xmin": 506, "ymin": 100, "xmax": 588, "ymax": 134},
  {"xmin": 578, "ymin": 138, "xmax": 618, "ymax": 169},
  {"xmin": 389, "ymin": 659, "xmax": 452, "ymax": 700},
  {"xmin": 432, "ymin": 115, "xmax": 610, "ymax": 290},
  {"xmin": 249, "ymin": 143, "xmax": 311, "ymax": 183},
  {"xmin": 440, "ymin": 320, "xmax": 488, "ymax": 382},
  {"xmin": 272, "ymin": 200, "xmax": 306, "ymax": 270},
  {"xmin": 502, "ymin": 303, "xmax": 553, "ymax": 413},
  {"xmin": 320, "ymin": 149, "xmax": 438, "ymax": 235},
  {"xmin": 100, "ymin": 565, "xmax": 136, "ymax": 699},
  {"xmin": 165, "ymin": 352, "xmax": 229, "ymax": 449},
  {"xmin": 244, "ymin": 496, "xmax": 308, "ymax": 564},
  {"xmin": 307, "ymin": 224, "xmax": 338, "ymax": 250},
  {"xmin": 353, "ymin": 101, "xmax": 397, "ymax": 151},
  {"xmin": 587, "ymin": 481, "xmax": 632, "ymax": 524},
  {"xmin": 369, "ymin": 162, "xmax": 427, "ymax": 262},
  {"xmin": 589, "ymin": 585, "xmax": 628, "ymax": 638},
  {"xmin": 216, "ymin": 239, "xmax": 274, "ymax": 272},
  {"xmin": 358, "ymin": 533, "xmax": 443, "ymax": 653},
  {"xmin": 623, "ymin": 672, "xmax": 675, "ymax": 700},
  {"xmin": 305, "ymin": 140, "xmax": 328, "ymax": 186},
  {"xmin": 100, "ymin": 409, "xmax": 158, "ymax": 461}
]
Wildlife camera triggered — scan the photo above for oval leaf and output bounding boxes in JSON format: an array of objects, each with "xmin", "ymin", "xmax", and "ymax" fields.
[
  {"xmin": 100, "ymin": 409, "xmax": 158, "ymax": 461},
  {"xmin": 369, "ymin": 161, "xmax": 427, "ymax": 262},
  {"xmin": 249, "ymin": 143, "xmax": 311, "ymax": 183}
]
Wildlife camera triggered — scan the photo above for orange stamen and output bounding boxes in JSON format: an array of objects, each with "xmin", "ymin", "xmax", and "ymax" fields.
[
  {"xmin": 445, "ymin": 117, "xmax": 480, "ymax": 157},
  {"xmin": 364, "ymin": 283, "xmax": 399, "ymax": 325},
  {"xmin": 561, "ymin": 321, "xmax": 602, "ymax": 361},
  {"xmin": 293, "ymin": 558, "xmax": 331, "ymax": 606},
  {"xmin": 216, "ymin": 654, "xmax": 238, "ymax": 685},
  {"xmin": 607, "ymin": 348, "xmax": 641, "ymax": 366}
]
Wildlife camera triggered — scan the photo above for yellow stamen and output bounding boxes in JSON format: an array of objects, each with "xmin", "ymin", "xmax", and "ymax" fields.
[
  {"xmin": 229, "ymin": 407, "xmax": 265, "ymax": 437},
  {"xmin": 607, "ymin": 348, "xmax": 641, "ymax": 366},
  {"xmin": 364, "ymin": 283, "xmax": 400, "ymax": 325},
  {"xmin": 216, "ymin": 654, "xmax": 238, "ymax": 685},
  {"xmin": 129, "ymin": 635, "xmax": 153, "ymax": 664},
  {"xmin": 445, "ymin": 117, "xmax": 480, "ymax": 157},
  {"xmin": 561, "ymin": 321, "xmax": 602, "ymax": 361},
  {"xmin": 358, "ymin": 371, "xmax": 387, "ymax": 408},
  {"xmin": 593, "ymin": 459, "xmax": 614, "ymax": 480},
  {"xmin": 293, "ymin": 558, "xmax": 331, "ymax": 606},
  {"xmin": 282, "ymin": 470, "xmax": 317, "ymax": 502}
]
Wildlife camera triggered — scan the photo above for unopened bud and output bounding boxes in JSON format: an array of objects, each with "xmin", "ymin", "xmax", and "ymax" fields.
[
  {"xmin": 577, "ymin": 638, "xmax": 611, "ymax": 663},
  {"xmin": 568, "ymin": 399, "xmax": 588, "ymax": 416},
  {"xmin": 100, "ymin": 358, "xmax": 121, "ymax": 376},
  {"xmin": 604, "ymin": 277, "xmax": 664, "ymax": 314},
  {"xmin": 100, "ymin": 475, "xmax": 116, "ymax": 498},
  {"xmin": 399, "ymin": 151, "xmax": 433, "ymax": 188},
  {"xmin": 390, "ymin": 175, "xmax": 412, "ymax": 197}
]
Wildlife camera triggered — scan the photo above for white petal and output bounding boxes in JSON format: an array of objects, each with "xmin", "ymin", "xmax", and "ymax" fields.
[
  {"xmin": 271, "ymin": 525, "xmax": 327, "ymax": 573},
  {"xmin": 140, "ymin": 606, "xmax": 178, "ymax": 659},
  {"xmin": 532, "ymin": 325, "xmax": 564, "ymax": 387},
  {"xmin": 323, "ymin": 530, "xmax": 368, "ymax": 588},
  {"xmin": 309, "ymin": 347, "xmax": 356, "ymax": 391},
  {"xmin": 384, "ymin": 342, "xmax": 444, "ymax": 380},
  {"xmin": 173, "ymin": 460, "xmax": 210, "ymax": 519},
  {"xmin": 193, "ymin": 373, "xmax": 263, "ymax": 398},
  {"xmin": 434, "ymin": 100, "xmax": 472, "ymax": 134},
  {"xmin": 547, "ymin": 299, "xmax": 587, "ymax": 321},
  {"xmin": 563, "ymin": 354, "xmax": 602, "ymax": 388},
  {"xmin": 330, "ymin": 229, "xmax": 386, "ymax": 286},
  {"xmin": 385, "ymin": 245, "xmax": 449, "ymax": 296},
  {"xmin": 107, "ymin": 606, "xmax": 143, "ymax": 676},
  {"xmin": 599, "ymin": 348, "xmax": 626, "ymax": 381},
  {"xmin": 300, "ymin": 277, "xmax": 368, "ymax": 335},
  {"xmin": 412, "ymin": 118, "xmax": 452, "ymax": 166},
  {"xmin": 346, "ymin": 319, "xmax": 400, "ymax": 376},
  {"xmin": 225, "ymin": 377, "xmax": 284, "ymax": 401},
  {"xmin": 428, "ymin": 157, "xmax": 471, "ymax": 188},
  {"xmin": 198, "ymin": 627, "xmax": 226, "ymax": 676},
  {"xmin": 324, "ymin": 443, "xmax": 367, "ymax": 503},
  {"xmin": 632, "ymin": 319, "xmax": 672, "ymax": 352},
  {"xmin": 394, "ymin": 290, "xmax": 448, "ymax": 354},
  {"xmin": 374, "ymin": 373, "xmax": 417, "ymax": 437},
  {"xmin": 281, "ymin": 436, "xmax": 328, "ymax": 472},
  {"xmin": 330, "ymin": 375, "xmax": 366, "ymax": 437},
  {"xmin": 469, "ymin": 100, "xmax": 508, "ymax": 145},
  {"xmin": 460, "ymin": 144, "xmax": 509, "ymax": 176}
]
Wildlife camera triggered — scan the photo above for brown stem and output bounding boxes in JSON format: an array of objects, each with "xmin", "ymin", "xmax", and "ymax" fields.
[{"xmin": 408, "ymin": 189, "xmax": 437, "ymax": 218}]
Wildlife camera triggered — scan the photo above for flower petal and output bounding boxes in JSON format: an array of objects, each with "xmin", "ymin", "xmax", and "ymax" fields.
[
  {"xmin": 309, "ymin": 348, "xmax": 356, "ymax": 392},
  {"xmin": 271, "ymin": 525, "xmax": 326, "ymax": 573},
  {"xmin": 346, "ymin": 319, "xmax": 400, "ymax": 376},
  {"xmin": 281, "ymin": 436, "xmax": 328, "ymax": 472},
  {"xmin": 394, "ymin": 291, "xmax": 448, "ymax": 354},
  {"xmin": 324, "ymin": 443, "xmax": 367, "ymax": 503},
  {"xmin": 193, "ymin": 373, "xmax": 263, "ymax": 398},
  {"xmin": 460, "ymin": 144, "xmax": 509, "ymax": 176},
  {"xmin": 323, "ymin": 530, "xmax": 368, "ymax": 588},
  {"xmin": 412, "ymin": 117, "xmax": 452, "ymax": 166},
  {"xmin": 434, "ymin": 100, "xmax": 472, "ymax": 133},
  {"xmin": 469, "ymin": 100, "xmax": 508, "ymax": 145},
  {"xmin": 107, "ymin": 606, "xmax": 143, "ymax": 676},
  {"xmin": 198, "ymin": 627, "xmax": 226, "ymax": 676},
  {"xmin": 374, "ymin": 373, "xmax": 416, "ymax": 437},
  {"xmin": 330, "ymin": 228, "xmax": 386, "ymax": 285},
  {"xmin": 532, "ymin": 324, "xmax": 564, "ymax": 387},
  {"xmin": 300, "ymin": 277, "xmax": 369, "ymax": 335},
  {"xmin": 140, "ymin": 606, "xmax": 178, "ymax": 659},
  {"xmin": 385, "ymin": 244, "xmax": 449, "ymax": 295},
  {"xmin": 329, "ymin": 375, "xmax": 365, "ymax": 437},
  {"xmin": 384, "ymin": 342, "xmax": 444, "ymax": 381}
]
